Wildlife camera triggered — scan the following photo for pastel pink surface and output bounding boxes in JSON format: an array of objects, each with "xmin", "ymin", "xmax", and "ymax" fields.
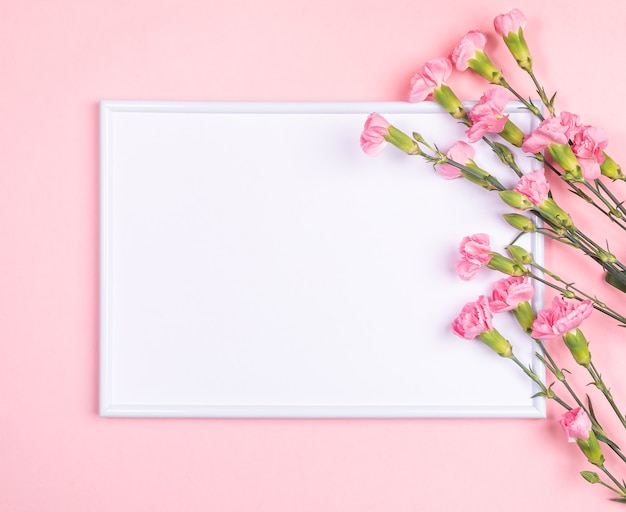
[{"xmin": 2, "ymin": 0, "xmax": 626, "ymax": 511}]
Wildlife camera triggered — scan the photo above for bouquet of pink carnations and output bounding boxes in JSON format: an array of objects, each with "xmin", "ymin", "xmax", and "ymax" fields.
[{"xmin": 361, "ymin": 8, "xmax": 626, "ymax": 502}]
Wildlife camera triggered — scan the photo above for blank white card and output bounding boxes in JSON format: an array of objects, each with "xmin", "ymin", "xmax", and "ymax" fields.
[{"xmin": 100, "ymin": 100, "xmax": 544, "ymax": 417}]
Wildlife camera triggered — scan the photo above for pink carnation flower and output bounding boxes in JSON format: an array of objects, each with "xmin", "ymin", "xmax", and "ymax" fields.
[
  {"xmin": 437, "ymin": 141, "xmax": 474, "ymax": 179},
  {"xmin": 513, "ymin": 168, "xmax": 550, "ymax": 206},
  {"xmin": 530, "ymin": 296, "xmax": 593, "ymax": 340},
  {"xmin": 488, "ymin": 276, "xmax": 534, "ymax": 313},
  {"xmin": 408, "ymin": 57, "xmax": 452, "ymax": 103},
  {"xmin": 571, "ymin": 125, "xmax": 608, "ymax": 180},
  {"xmin": 521, "ymin": 116, "xmax": 569, "ymax": 154},
  {"xmin": 494, "ymin": 8, "xmax": 526, "ymax": 36},
  {"xmin": 556, "ymin": 112, "xmax": 607, "ymax": 180},
  {"xmin": 456, "ymin": 233, "xmax": 492, "ymax": 281},
  {"xmin": 360, "ymin": 113, "xmax": 391, "ymax": 156},
  {"xmin": 559, "ymin": 407, "xmax": 592, "ymax": 442},
  {"xmin": 466, "ymin": 88, "xmax": 510, "ymax": 142},
  {"xmin": 451, "ymin": 295, "xmax": 493, "ymax": 340},
  {"xmin": 450, "ymin": 30, "xmax": 487, "ymax": 72},
  {"xmin": 559, "ymin": 111, "xmax": 582, "ymax": 137},
  {"xmin": 522, "ymin": 112, "xmax": 608, "ymax": 180}
]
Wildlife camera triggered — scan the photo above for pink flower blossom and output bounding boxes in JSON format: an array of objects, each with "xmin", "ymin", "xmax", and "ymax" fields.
[
  {"xmin": 466, "ymin": 88, "xmax": 510, "ymax": 142},
  {"xmin": 450, "ymin": 30, "xmax": 487, "ymax": 71},
  {"xmin": 522, "ymin": 112, "xmax": 609, "ymax": 180},
  {"xmin": 513, "ymin": 168, "xmax": 550, "ymax": 206},
  {"xmin": 494, "ymin": 8, "xmax": 526, "ymax": 36},
  {"xmin": 451, "ymin": 295, "xmax": 493, "ymax": 339},
  {"xmin": 408, "ymin": 58, "xmax": 452, "ymax": 103},
  {"xmin": 530, "ymin": 296, "xmax": 593, "ymax": 340},
  {"xmin": 489, "ymin": 276, "xmax": 534, "ymax": 313},
  {"xmin": 360, "ymin": 113, "xmax": 391, "ymax": 156},
  {"xmin": 456, "ymin": 233, "xmax": 492, "ymax": 280},
  {"xmin": 437, "ymin": 141, "xmax": 474, "ymax": 179},
  {"xmin": 521, "ymin": 116, "xmax": 569, "ymax": 153},
  {"xmin": 559, "ymin": 407, "xmax": 592, "ymax": 442},
  {"xmin": 559, "ymin": 111, "xmax": 582, "ymax": 137},
  {"xmin": 571, "ymin": 125, "xmax": 608, "ymax": 180}
]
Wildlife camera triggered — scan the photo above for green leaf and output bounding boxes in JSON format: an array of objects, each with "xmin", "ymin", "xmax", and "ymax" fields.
[
  {"xmin": 549, "ymin": 91, "xmax": 557, "ymax": 106},
  {"xmin": 604, "ymin": 270, "xmax": 626, "ymax": 293},
  {"xmin": 595, "ymin": 430, "xmax": 622, "ymax": 452},
  {"xmin": 587, "ymin": 395, "xmax": 597, "ymax": 419}
]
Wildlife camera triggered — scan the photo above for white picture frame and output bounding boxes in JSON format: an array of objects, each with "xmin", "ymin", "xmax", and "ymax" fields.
[{"xmin": 100, "ymin": 100, "xmax": 545, "ymax": 418}]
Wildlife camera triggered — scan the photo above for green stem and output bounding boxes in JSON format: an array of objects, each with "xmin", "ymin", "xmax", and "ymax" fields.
[
  {"xmin": 499, "ymin": 79, "xmax": 542, "ymax": 118},
  {"xmin": 596, "ymin": 478, "xmax": 625, "ymax": 498},
  {"xmin": 509, "ymin": 354, "xmax": 571, "ymax": 410},
  {"xmin": 596, "ymin": 179, "xmax": 626, "ymax": 219},
  {"xmin": 599, "ymin": 465, "xmax": 626, "ymax": 495},
  {"xmin": 535, "ymin": 341, "xmax": 581, "ymax": 409},
  {"xmin": 533, "ymin": 342, "xmax": 626, "ymax": 464},
  {"xmin": 527, "ymin": 263, "xmax": 626, "ymax": 326},
  {"xmin": 526, "ymin": 70, "xmax": 555, "ymax": 117},
  {"xmin": 540, "ymin": 157, "xmax": 626, "ymax": 232},
  {"xmin": 587, "ymin": 362, "xmax": 626, "ymax": 430}
]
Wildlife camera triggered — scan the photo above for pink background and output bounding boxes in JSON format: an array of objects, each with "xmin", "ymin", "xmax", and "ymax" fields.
[{"xmin": 3, "ymin": 0, "xmax": 626, "ymax": 510}]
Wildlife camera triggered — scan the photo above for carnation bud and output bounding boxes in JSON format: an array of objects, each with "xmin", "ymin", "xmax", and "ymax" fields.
[
  {"xmin": 459, "ymin": 162, "xmax": 503, "ymax": 190},
  {"xmin": 563, "ymin": 328, "xmax": 591, "ymax": 367},
  {"xmin": 493, "ymin": 142, "xmax": 517, "ymax": 167},
  {"xmin": 500, "ymin": 190, "xmax": 533, "ymax": 210},
  {"xmin": 487, "ymin": 253, "xmax": 528, "ymax": 277},
  {"xmin": 597, "ymin": 248, "xmax": 616, "ymax": 263},
  {"xmin": 580, "ymin": 471, "xmax": 601, "ymax": 484},
  {"xmin": 535, "ymin": 198, "xmax": 575, "ymax": 229},
  {"xmin": 507, "ymin": 244, "xmax": 533, "ymax": 264},
  {"xmin": 503, "ymin": 213, "xmax": 536, "ymax": 232}
]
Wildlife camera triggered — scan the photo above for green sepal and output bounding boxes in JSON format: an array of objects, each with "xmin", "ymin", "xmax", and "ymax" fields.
[
  {"xmin": 468, "ymin": 51, "xmax": 505, "ymax": 85},
  {"xmin": 562, "ymin": 328, "xmax": 591, "ymax": 367},
  {"xmin": 499, "ymin": 119, "xmax": 524, "ymax": 147},
  {"xmin": 576, "ymin": 430, "xmax": 605, "ymax": 467},
  {"xmin": 502, "ymin": 28, "xmax": 533, "ymax": 72},
  {"xmin": 486, "ymin": 253, "xmax": 528, "ymax": 277},
  {"xmin": 385, "ymin": 126, "xmax": 420, "ymax": 155},
  {"xmin": 433, "ymin": 84, "xmax": 466, "ymax": 119},
  {"xmin": 514, "ymin": 301, "xmax": 535, "ymax": 334},
  {"xmin": 477, "ymin": 329, "xmax": 513, "ymax": 357},
  {"xmin": 600, "ymin": 153, "xmax": 625, "ymax": 181},
  {"xmin": 547, "ymin": 143, "xmax": 583, "ymax": 181}
]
